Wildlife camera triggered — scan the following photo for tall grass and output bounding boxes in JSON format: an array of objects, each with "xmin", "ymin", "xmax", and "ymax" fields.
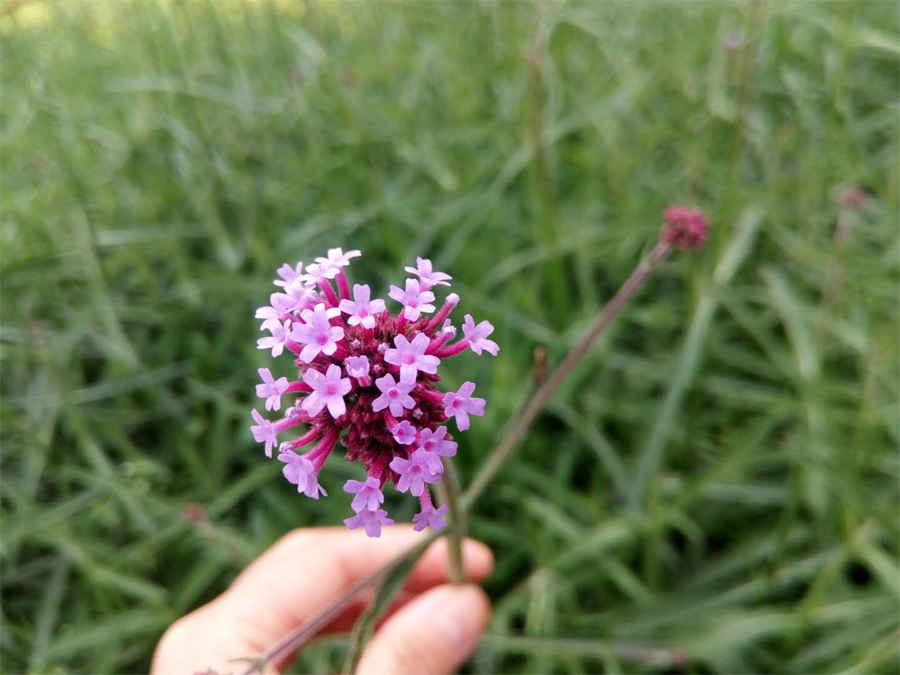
[{"xmin": 2, "ymin": 1, "xmax": 898, "ymax": 672}]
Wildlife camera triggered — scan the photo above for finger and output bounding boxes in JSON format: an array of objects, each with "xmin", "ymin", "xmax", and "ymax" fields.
[
  {"xmin": 152, "ymin": 526, "xmax": 492, "ymax": 674},
  {"xmin": 230, "ymin": 526, "xmax": 493, "ymax": 596},
  {"xmin": 223, "ymin": 525, "xmax": 492, "ymax": 649},
  {"xmin": 356, "ymin": 584, "xmax": 491, "ymax": 675}
]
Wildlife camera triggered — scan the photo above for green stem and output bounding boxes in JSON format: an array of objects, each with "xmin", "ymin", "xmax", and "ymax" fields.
[{"xmin": 436, "ymin": 458, "xmax": 466, "ymax": 584}]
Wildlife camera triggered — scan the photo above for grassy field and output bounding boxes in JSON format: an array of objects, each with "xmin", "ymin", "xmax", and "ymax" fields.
[{"xmin": 2, "ymin": 1, "xmax": 899, "ymax": 672}]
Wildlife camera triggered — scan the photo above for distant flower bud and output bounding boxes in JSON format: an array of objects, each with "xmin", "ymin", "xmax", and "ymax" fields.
[{"xmin": 662, "ymin": 206, "xmax": 709, "ymax": 250}]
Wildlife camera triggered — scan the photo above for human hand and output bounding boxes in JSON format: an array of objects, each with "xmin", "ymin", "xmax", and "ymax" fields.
[{"xmin": 152, "ymin": 526, "xmax": 493, "ymax": 675}]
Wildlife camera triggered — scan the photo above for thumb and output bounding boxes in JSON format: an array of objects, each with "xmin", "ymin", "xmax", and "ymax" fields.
[{"xmin": 357, "ymin": 584, "xmax": 491, "ymax": 675}]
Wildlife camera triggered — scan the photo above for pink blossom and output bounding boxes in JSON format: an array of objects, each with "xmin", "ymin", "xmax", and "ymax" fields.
[
  {"xmin": 345, "ymin": 355, "xmax": 370, "ymax": 380},
  {"xmin": 256, "ymin": 368, "xmax": 290, "ymax": 411},
  {"xmin": 404, "ymin": 257, "xmax": 452, "ymax": 288},
  {"xmin": 273, "ymin": 283, "xmax": 318, "ymax": 314},
  {"xmin": 389, "ymin": 449, "xmax": 443, "ymax": 496},
  {"xmin": 384, "ymin": 333, "xmax": 440, "ymax": 381},
  {"xmin": 344, "ymin": 508, "xmax": 393, "ymax": 537},
  {"xmin": 462, "ymin": 314, "xmax": 499, "ymax": 356},
  {"xmin": 269, "ymin": 292, "xmax": 299, "ymax": 315},
  {"xmin": 443, "ymin": 381, "xmax": 485, "ymax": 431},
  {"xmin": 392, "ymin": 420, "xmax": 417, "ymax": 445},
  {"xmin": 302, "ymin": 364, "xmax": 351, "ymax": 418},
  {"xmin": 388, "ymin": 279, "xmax": 436, "ymax": 321},
  {"xmin": 343, "ymin": 476, "xmax": 384, "ymax": 512},
  {"xmin": 278, "ymin": 451, "xmax": 327, "ymax": 499},
  {"xmin": 257, "ymin": 320, "xmax": 291, "ymax": 357},
  {"xmin": 255, "ymin": 304, "xmax": 282, "ymax": 333},
  {"xmin": 292, "ymin": 303, "xmax": 344, "ymax": 363},
  {"xmin": 371, "ymin": 373, "xmax": 416, "ymax": 417},
  {"xmin": 315, "ymin": 248, "xmax": 362, "ymax": 278},
  {"xmin": 417, "ymin": 426, "xmax": 457, "ymax": 457},
  {"xmin": 273, "ymin": 262, "xmax": 306, "ymax": 289},
  {"xmin": 285, "ymin": 404, "xmax": 305, "ymax": 419},
  {"xmin": 303, "ymin": 262, "xmax": 329, "ymax": 285},
  {"xmin": 250, "ymin": 409, "xmax": 278, "ymax": 457},
  {"xmin": 339, "ymin": 284, "xmax": 386, "ymax": 329},
  {"xmin": 412, "ymin": 504, "xmax": 449, "ymax": 532}
]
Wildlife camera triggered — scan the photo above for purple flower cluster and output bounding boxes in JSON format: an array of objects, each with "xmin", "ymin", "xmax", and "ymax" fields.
[{"xmin": 250, "ymin": 251, "xmax": 497, "ymax": 537}]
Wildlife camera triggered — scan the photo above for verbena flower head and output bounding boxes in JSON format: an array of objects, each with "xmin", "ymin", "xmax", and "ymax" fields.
[
  {"xmin": 662, "ymin": 206, "xmax": 709, "ymax": 250},
  {"xmin": 251, "ymin": 250, "xmax": 497, "ymax": 536}
]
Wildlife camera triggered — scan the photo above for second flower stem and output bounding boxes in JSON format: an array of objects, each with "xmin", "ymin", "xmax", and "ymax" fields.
[
  {"xmin": 461, "ymin": 239, "xmax": 672, "ymax": 511},
  {"xmin": 436, "ymin": 458, "xmax": 466, "ymax": 584}
]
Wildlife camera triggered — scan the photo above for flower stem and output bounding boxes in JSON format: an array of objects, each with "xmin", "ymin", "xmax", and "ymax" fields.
[
  {"xmin": 461, "ymin": 239, "xmax": 672, "ymax": 511},
  {"xmin": 436, "ymin": 458, "xmax": 466, "ymax": 584}
]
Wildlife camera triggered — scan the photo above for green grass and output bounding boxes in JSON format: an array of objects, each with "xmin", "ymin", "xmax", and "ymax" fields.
[{"xmin": 2, "ymin": 0, "xmax": 898, "ymax": 672}]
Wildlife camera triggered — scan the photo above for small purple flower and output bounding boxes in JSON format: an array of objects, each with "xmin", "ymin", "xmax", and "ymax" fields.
[
  {"xmin": 315, "ymin": 248, "xmax": 362, "ymax": 278},
  {"xmin": 371, "ymin": 373, "xmax": 416, "ymax": 417},
  {"xmin": 250, "ymin": 409, "xmax": 279, "ymax": 457},
  {"xmin": 257, "ymin": 320, "xmax": 291, "ymax": 357},
  {"xmin": 344, "ymin": 508, "xmax": 393, "ymax": 537},
  {"xmin": 275, "ymin": 283, "xmax": 319, "ymax": 313},
  {"xmin": 417, "ymin": 426, "xmax": 457, "ymax": 457},
  {"xmin": 255, "ymin": 303, "xmax": 282, "ymax": 333},
  {"xmin": 412, "ymin": 504, "xmax": 449, "ymax": 532},
  {"xmin": 302, "ymin": 364, "xmax": 352, "ymax": 418},
  {"xmin": 404, "ymin": 257, "xmax": 452, "ymax": 288},
  {"xmin": 278, "ymin": 451, "xmax": 327, "ymax": 499},
  {"xmin": 462, "ymin": 314, "xmax": 499, "ymax": 356},
  {"xmin": 303, "ymin": 262, "xmax": 329, "ymax": 285},
  {"xmin": 285, "ymin": 404, "xmax": 305, "ymax": 418},
  {"xmin": 273, "ymin": 262, "xmax": 306, "ymax": 289},
  {"xmin": 389, "ymin": 449, "xmax": 443, "ymax": 496},
  {"xmin": 392, "ymin": 420, "xmax": 417, "ymax": 445},
  {"xmin": 339, "ymin": 284, "xmax": 386, "ymax": 329},
  {"xmin": 388, "ymin": 279, "xmax": 436, "ymax": 321},
  {"xmin": 292, "ymin": 303, "xmax": 344, "ymax": 363},
  {"xmin": 443, "ymin": 382, "xmax": 485, "ymax": 431},
  {"xmin": 343, "ymin": 476, "xmax": 385, "ymax": 512},
  {"xmin": 345, "ymin": 355, "xmax": 370, "ymax": 380},
  {"xmin": 269, "ymin": 292, "xmax": 300, "ymax": 315},
  {"xmin": 256, "ymin": 368, "xmax": 290, "ymax": 411},
  {"xmin": 384, "ymin": 333, "xmax": 440, "ymax": 381}
]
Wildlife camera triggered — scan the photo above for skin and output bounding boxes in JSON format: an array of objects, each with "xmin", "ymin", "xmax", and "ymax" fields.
[{"xmin": 152, "ymin": 526, "xmax": 494, "ymax": 675}]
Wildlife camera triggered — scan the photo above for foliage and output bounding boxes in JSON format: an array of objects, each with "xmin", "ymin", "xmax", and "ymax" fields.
[{"xmin": 2, "ymin": 1, "xmax": 898, "ymax": 672}]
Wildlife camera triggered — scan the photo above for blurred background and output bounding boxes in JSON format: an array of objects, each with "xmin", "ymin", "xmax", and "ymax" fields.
[{"xmin": 2, "ymin": 1, "xmax": 898, "ymax": 672}]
